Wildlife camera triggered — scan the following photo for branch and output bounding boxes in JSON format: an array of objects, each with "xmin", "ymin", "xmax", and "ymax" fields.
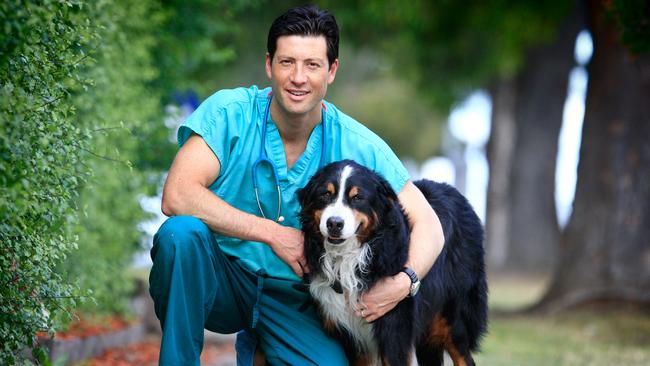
[
  {"xmin": 25, "ymin": 94, "xmax": 66, "ymax": 116},
  {"xmin": 81, "ymin": 147, "xmax": 130, "ymax": 164}
]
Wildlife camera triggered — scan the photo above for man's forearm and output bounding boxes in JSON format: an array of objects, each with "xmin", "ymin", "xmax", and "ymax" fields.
[
  {"xmin": 405, "ymin": 208, "xmax": 444, "ymax": 279},
  {"xmin": 398, "ymin": 181, "xmax": 445, "ymax": 279},
  {"xmin": 162, "ymin": 181, "xmax": 277, "ymax": 244},
  {"xmin": 162, "ymin": 181, "xmax": 307, "ymax": 277}
]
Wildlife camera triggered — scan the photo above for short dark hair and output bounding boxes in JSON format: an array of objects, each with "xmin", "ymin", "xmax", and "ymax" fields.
[{"xmin": 267, "ymin": 5, "xmax": 339, "ymax": 68}]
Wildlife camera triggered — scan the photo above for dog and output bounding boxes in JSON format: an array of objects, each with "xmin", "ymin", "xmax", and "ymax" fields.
[{"xmin": 298, "ymin": 160, "xmax": 487, "ymax": 366}]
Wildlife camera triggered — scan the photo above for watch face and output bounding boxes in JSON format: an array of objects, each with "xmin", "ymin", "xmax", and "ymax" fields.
[{"xmin": 411, "ymin": 280, "xmax": 421, "ymax": 296}]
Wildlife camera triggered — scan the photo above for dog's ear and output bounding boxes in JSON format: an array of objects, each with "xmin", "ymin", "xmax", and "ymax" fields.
[
  {"xmin": 375, "ymin": 173, "xmax": 398, "ymax": 202},
  {"xmin": 297, "ymin": 184, "xmax": 309, "ymax": 208},
  {"xmin": 297, "ymin": 174, "xmax": 320, "ymax": 209},
  {"xmin": 298, "ymin": 162, "xmax": 337, "ymax": 208}
]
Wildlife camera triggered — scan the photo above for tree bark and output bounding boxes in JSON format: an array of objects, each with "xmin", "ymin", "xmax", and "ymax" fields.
[
  {"xmin": 536, "ymin": 0, "xmax": 650, "ymax": 312},
  {"xmin": 485, "ymin": 79, "xmax": 517, "ymax": 270},
  {"xmin": 505, "ymin": 1, "xmax": 584, "ymax": 272}
]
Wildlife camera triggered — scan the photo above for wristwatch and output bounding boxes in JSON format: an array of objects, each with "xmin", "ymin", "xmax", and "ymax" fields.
[{"xmin": 400, "ymin": 267, "xmax": 421, "ymax": 297}]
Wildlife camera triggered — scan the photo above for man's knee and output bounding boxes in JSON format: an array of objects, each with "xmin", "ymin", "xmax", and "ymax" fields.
[{"xmin": 152, "ymin": 216, "xmax": 212, "ymax": 260}]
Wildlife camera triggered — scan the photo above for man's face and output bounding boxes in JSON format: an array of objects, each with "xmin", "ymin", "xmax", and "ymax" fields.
[{"xmin": 266, "ymin": 35, "xmax": 339, "ymax": 120}]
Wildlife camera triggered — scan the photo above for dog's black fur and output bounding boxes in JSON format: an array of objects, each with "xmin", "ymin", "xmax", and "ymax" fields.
[{"xmin": 298, "ymin": 160, "xmax": 487, "ymax": 365}]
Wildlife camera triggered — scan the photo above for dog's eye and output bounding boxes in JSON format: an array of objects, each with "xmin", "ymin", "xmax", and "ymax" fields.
[
  {"xmin": 351, "ymin": 194, "xmax": 363, "ymax": 202},
  {"xmin": 320, "ymin": 191, "xmax": 332, "ymax": 199}
]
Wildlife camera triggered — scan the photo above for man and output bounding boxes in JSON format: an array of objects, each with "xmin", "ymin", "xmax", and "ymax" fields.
[{"xmin": 149, "ymin": 5, "xmax": 444, "ymax": 365}]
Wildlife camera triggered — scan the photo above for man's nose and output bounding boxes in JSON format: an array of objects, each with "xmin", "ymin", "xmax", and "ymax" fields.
[
  {"xmin": 290, "ymin": 65, "xmax": 307, "ymax": 84},
  {"xmin": 326, "ymin": 216, "xmax": 344, "ymax": 235}
]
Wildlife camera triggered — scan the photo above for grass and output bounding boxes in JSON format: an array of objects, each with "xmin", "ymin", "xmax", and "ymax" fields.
[
  {"xmin": 128, "ymin": 267, "xmax": 650, "ymax": 365},
  {"xmin": 475, "ymin": 273, "xmax": 650, "ymax": 365}
]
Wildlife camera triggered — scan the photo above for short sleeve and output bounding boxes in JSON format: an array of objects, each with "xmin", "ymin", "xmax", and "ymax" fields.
[
  {"xmin": 333, "ymin": 108, "xmax": 411, "ymax": 195},
  {"xmin": 367, "ymin": 137, "xmax": 410, "ymax": 194},
  {"xmin": 177, "ymin": 90, "xmax": 246, "ymax": 171}
]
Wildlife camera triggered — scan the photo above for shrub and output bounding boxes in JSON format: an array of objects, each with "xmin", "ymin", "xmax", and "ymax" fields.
[{"xmin": 0, "ymin": 1, "xmax": 96, "ymax": 363}]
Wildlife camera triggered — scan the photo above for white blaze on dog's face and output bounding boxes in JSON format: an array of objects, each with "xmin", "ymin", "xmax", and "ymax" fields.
[
  {"xmin": 320, "ymin": 165, "xmax": 356, "ymax": 243},
  {"xmin": 318, "ymin": 164, "xmax": 376, "ymax": 244}
]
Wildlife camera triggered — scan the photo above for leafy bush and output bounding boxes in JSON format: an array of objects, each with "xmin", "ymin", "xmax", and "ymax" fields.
[
  {"xmin": 1, "ymin": 0, "xmax": 257, "ymax": 363},
  {"xmin": 0, "ymin": 1, "xmax": 95, "ymax": 363},
  {"xmin": 57, "ymin": 0, "xmax": 166, "ymax": 317}
]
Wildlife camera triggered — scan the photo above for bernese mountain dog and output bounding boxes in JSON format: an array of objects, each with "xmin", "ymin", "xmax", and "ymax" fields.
[{"xmin": 298, "ymin": 160, "xmax": 487, "ymax": 366}]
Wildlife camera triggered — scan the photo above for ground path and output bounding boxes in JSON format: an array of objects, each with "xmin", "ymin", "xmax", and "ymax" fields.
[{"xmin": 80, "ymin": 332, "xmax": 236, "ymax": 366}]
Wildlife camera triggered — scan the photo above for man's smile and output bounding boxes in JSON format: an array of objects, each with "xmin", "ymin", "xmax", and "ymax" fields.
[{"xmin": 286, "ymin": 89, "xmax": 310, "ymax": 101}]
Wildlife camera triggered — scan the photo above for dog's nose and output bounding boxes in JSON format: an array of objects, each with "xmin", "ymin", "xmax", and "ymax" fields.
[{"xmin": 326, "ymin": 216, "xmax": 344, "ymax": 235}]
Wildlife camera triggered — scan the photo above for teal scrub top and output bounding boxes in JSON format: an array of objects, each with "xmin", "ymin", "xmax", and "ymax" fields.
[{"xmin": 178, "ymin": 85, "xmax": 410, "ymax": 282}]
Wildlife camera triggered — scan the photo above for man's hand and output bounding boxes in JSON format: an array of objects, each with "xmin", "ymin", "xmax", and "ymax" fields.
[
  {"xmin": 355, "ymin": 271, "xmax": 411, "ymax": 322},
  {"xmin": 268, "ymin": 224, "xmax": 309, "ymax": 277}
]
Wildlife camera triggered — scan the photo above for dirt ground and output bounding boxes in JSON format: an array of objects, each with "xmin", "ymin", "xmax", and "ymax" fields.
[{"xmin": 79, "ymin": 333, "xmax": 236, "ymax": 366}]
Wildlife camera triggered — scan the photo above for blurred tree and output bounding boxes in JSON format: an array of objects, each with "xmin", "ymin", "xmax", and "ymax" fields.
[
  {"xmin": 537, "ymin": 0, "xmax": 650, "ymax": 311},
  {"xmin": 325, "ymin": 1, "xmax": 573, "ymax": 110},
  {"xmin": 322, "ymin": 0, "xmax": 576, "ymax": 272},
  {"xmin": 501, "ymin": 1, "xmax": 586, "ymax": 273}
]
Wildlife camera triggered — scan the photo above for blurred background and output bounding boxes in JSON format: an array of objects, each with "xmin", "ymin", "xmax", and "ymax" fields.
[{"xmin": 2, "ymin": 0, "xmax": 649, "ymax": 365}]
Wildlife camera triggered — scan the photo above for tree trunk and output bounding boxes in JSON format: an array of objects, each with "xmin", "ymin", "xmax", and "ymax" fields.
[
  {"xmin": 505, "ymin": 1, "xmax": 584, "ymax": 273},
  {"xmin": 536, "ymin": 0, "xmax": 650, "ymax": 312},
  {"xmin": 485, "ymin": 79, "xmax": 517, "ymax": 270}
]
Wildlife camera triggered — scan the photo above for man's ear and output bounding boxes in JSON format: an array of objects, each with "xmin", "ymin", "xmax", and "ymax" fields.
[
  {"xmin": 327, "ymin": 58, "xmax": 339, "ymax": 84},
  {"xmin": 265, "ymin": 53, "xmax": 273, "ymax": 80}
]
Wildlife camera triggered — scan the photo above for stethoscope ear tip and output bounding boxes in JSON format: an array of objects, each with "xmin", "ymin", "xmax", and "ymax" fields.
[{"xmin": 278, "ymin": 216, "xmax": 285, "ymax": 223}]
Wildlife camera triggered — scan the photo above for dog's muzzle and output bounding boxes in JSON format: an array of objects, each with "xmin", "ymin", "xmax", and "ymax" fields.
[{"xmin": 326, "ymin": 216, "xmax": 346, "ymax": 244}]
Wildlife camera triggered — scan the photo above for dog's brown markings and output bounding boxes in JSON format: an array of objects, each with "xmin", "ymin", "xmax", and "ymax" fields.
[
  {"xmin": 314, "ymin": 209, "xmax": 323, "ymax": 228},
  {"xmin": 351, "ymin": 358, "xmax": 372, "ymax": 366},
  {"xmin": 327, "ymin": 182, "xmax": 336, "ymax": 195},
  {"xmin": 428, "ymin": 314, "xmax": 469, "ymax": 366},
  {"xmin": 322, "ymin": 317, "xmax": 337, "ymax": 334},
  {"xmin": 348, "ymin": 185, "xmax": 359, "ymax": 199},
  {"xmin": 353, "ymin": 210, "xmax": 377, "ymax": 240}
]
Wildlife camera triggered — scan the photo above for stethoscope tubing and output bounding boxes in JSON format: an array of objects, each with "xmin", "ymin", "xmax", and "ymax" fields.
[{"xmin": 252, "ymin": 93, "xmax": 326, "ymax": 222}]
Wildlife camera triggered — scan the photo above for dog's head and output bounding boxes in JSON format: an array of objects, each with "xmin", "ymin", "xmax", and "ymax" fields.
[{"xmin": 298, "ymin": 160, "xmax": 399, "ymax": 246}]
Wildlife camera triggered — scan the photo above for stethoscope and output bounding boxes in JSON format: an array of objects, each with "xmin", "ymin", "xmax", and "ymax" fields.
[{"xmin": 252, "ymin": 93, "xmax": 327, "ymax": 222}]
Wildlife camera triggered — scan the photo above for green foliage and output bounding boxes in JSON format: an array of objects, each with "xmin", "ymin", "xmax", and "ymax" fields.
[
  {"xmin": 59, "ymin": 0, "xmax": 261, "ymax": 317},
  {"xmin": 57, "ymin": 0, "xmax": 166, "ymax": 316},
  {"xmin": 152, "ymin": 0, "xmax": 263, "ymax": 100},
  {"xmin": 325, "ymin": 0, "xmax": 574, "ymax": 111},
  {"xmin": 0, "ymin": 0, "xmax": 95, "ymax": 363},
  {"xmin": 606, "ymin": 0, "xmax": 650, "ymax": 54},
  {"xmin": 0, "ymin": 1, "xmax": 270, "ymax": 362}
]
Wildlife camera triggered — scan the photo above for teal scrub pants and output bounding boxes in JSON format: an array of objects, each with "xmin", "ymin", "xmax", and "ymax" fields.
[{"xmin": 149, "ymin": 216, "xmax": 348, "ymax": 366}]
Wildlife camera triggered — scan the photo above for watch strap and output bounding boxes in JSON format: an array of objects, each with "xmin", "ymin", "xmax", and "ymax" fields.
[{"xmin": 401, "ymin": 267, "xmax": 418, "ymax": 284}]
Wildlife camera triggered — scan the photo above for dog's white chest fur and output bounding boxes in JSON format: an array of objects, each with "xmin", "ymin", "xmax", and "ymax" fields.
[{"xmin": 309, "ymin": 238, "xmax": 380, "ymax": 364}]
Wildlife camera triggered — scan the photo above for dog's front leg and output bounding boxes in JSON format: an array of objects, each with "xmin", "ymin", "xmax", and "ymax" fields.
[{"xmin": 375, "ymin": 302, "xmax": 414, "ymax": 366}]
